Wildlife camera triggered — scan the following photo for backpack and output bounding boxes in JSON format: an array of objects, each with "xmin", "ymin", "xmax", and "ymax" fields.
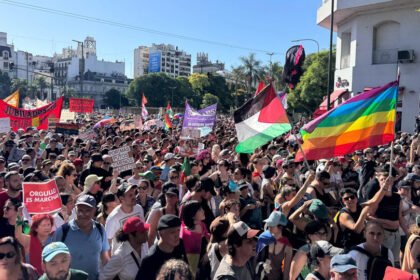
[
  {"xmin": 61, "ymin": 221, "xmax": 104, "ymax": 243},
  {"xmin": 351, "ymin": 245, "xmax": 392, "ymax": 280}
]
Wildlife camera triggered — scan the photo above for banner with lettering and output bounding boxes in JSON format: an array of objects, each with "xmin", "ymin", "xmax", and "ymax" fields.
[
  {"xmin": 181, "ymin": 103, "xmax": 217, "ymax": 139},
  {"xmin": 69, "ymin": 98, "xmax": 94, "ymax": 113},
  {"xmin": 109, "ymin": 146, "xmax": 135, "ymax": 173},
  {"xmin": 23, "ymin": 180, "xmax": 61, "ymax": 214},
  {"xmin": 0, "ymin": 97, "xmax": 63, "ymax": 131}
]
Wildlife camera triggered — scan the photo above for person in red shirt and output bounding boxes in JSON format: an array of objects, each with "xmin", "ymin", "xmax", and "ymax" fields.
[{"xmin": 0, "ymin": 171, "xmax": 22, "ymax": 217}]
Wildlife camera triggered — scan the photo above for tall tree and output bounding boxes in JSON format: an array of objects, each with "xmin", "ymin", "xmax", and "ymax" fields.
[
  {"xmin": 239, "ymin": 53, "xmax": 262, "ymax": 95},
  {"xmin": 34, "ymin": 77, "xmax": 47, "ymax": 99},
  {"xmin": 103, "ymin": 88, "xmax": 129, "ymax": 109},
  {"xmin": 201, "ymin": 93, "xmax": 219, "ymax": 108},
  {"xmin": 0, "ymin": 71, "xmax": 11, "ymax": 99},
  {"xmin": 287, "ymin": 50, "xmax": 335, "ymax": 114}
]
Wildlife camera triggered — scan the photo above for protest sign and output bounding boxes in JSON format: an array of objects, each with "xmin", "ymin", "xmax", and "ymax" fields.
[
  {"xmin": 23, "ymin": 180, "xmax": 61, "ymax": 214},
  {"xmin": 79, "ymin": 128, "xmax": 97, "ymax": 140},
  {"xmin": 0, "ymin": 118, "xmax": 11, "ymax": 133},
  {"xmin": 181, "ymin": 103, "xmax": 217, "ymax": 138},
  {"xmin": 120, "ymin": 120, "xmax": 136, "ymax": 131},
  {"xmin": 60, "ymin": 109, "xmax": 76, "ymax": 122},
  {"xmin": 55, "ymin": 123, "xmax": 80, "ymax": 135},
  {"xmin": 69, "ymin": 98, "xmax": 94, "ymax": 113},
  {"xmin": 108, "ymin": 146, "xmax": 135, "ymax": 173},
  {"xmin": 48, "ymin": 118, "xmax": 58, "ymax": 130},
  {"xmin": 0, "ymin": 97, "xmax": 63, "ymax": 131}
]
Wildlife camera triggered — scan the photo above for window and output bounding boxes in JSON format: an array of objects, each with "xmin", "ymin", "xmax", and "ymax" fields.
[
  {"xmin": 3, "ymin": 51, "xmax": 9, "ymax": 60},
  {"xmin": 3, "ymin": 62, "xmax": 8, "ymax": 69},
  {"xmin": 372, "ymin": 21, "xmax": 400, "ymax": 64},
  {"xmin": 340, "ymin": 32, "xmax": 351, "ymax": 69}
]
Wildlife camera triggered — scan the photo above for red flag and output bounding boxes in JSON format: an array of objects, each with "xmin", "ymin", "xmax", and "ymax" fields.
[
  {"xmin": 255, "ymin": 81, "xmax": 266, "ymax": 96},
  {"xmin": 142, "ymin": 93, "xmax": 148, "ymax": 105}
]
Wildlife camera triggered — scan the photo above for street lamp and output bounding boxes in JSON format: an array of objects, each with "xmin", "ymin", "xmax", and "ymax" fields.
[{"xmin": 291, "ymin": 39, "xmax": 320, "ymax": 56}]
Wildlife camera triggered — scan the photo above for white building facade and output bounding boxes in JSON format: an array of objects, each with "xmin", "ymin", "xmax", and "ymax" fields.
[
  {"xmin": 317, "ymin": 0, "xmax": 420, "ymax": 133},
  {"xmin": 133, "ymin": 44, "xmax": 191, "ymax": 78}
]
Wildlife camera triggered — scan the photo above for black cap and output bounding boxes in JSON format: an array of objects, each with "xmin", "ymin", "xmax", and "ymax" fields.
[
  {"xmin": 157, "ymin": 214, "xmax": 181, "ymax": 230},
  {"xmin": 116, "ymin": 183, "xmax": 136, "ymax": 197},
  {"xmin": 165, "ymin": 187, "xmax": 179, "ymax": 197},
  {"xmin": 262, "ymin": 165, "xmax": 276, "ymax": 179},
  {"xmin": 91, "ymin": 153, "xmax": 103, "ymax": 162}
]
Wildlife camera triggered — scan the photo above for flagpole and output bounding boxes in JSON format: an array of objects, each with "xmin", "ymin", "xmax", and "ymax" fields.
[{"xmin": 390, "ymin": 63, "xmax": 400, "ymax": 176}]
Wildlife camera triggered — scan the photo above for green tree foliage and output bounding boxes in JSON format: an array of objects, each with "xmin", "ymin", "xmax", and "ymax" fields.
[
  {"xmin": 287, "ymin": 50, "xmax": 335, "ymax": 114},
  {"xmin": 0, "ymin": 71, "xmax": 11, "ymax": 99},
  {"xmin": 201, "ymin": 93, "xmax": 219, "ymax": 108},
  {"xmin": 240, "ymin": 53, "xmax": 262, "ymax": 94},
  {"xmin": 103, "ymin": 88, "xmax": 129, "ymax": 109},
  {"xmin": 34, "ymin": 77, "xmax": 48, "ymax": 99}
]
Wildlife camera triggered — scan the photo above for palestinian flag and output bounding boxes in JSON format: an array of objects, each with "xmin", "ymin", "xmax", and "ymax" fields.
[
  {"xmin": 234, "ymin": 83, "xmax": 291, "ymax": 153},
  {"xmin": 180, "ymin": 157, "xmax": 191, "ymax": 183},
  {"xmin": 166, "ymin": 102, "xmax": 174, "ymax": 118}
]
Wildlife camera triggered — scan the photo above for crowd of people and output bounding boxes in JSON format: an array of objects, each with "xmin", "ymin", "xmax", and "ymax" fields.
[{"xmin": 0, "ymin": 112, "xmax": 419, "ymax": 280}]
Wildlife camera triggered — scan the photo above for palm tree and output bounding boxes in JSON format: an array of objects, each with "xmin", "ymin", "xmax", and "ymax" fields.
[
  {"xmin": 230, "ymin": 66, "xmax": 248, "ymax": 107},
  {"xmin": 239, "ymin": 53, "xmax": 262, "ymax": 94},
  {"xmin": 34, "ymin": 77, "xmax": 47, "ymax": 99}
]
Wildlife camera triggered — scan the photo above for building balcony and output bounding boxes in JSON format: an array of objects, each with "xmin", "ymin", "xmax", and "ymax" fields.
[{"xmin": 317, "ymin": 0, "xmax": 409, "ymax": 29}]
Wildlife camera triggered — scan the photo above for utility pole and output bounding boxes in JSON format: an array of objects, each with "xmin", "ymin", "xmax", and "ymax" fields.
[
  {"xmin": 326, "ymin": 0, "xmax": 335, "ymax": 111},
  {"xmin": 266, "ymin": 52, "xmax": 274, "ymax": 79}
]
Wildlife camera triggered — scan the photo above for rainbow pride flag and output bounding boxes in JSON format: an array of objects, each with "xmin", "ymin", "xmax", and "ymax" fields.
[
  {"xmin": 164, "ymin": 113, "xmax": 172, "ymax": 129},
  {"xmin": 295, "ymin": 81, "xmax": 398, "ymax": 161}
]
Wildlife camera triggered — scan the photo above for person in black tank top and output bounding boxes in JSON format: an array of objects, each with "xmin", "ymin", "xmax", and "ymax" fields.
[{"xmin": 337, "ymin": 188, "xmax": 369, "ymax": 251}]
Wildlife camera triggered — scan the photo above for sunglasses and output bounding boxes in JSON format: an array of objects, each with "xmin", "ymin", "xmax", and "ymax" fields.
[
  {"xmin": 22, "ymin": 159, "xmax": 30, "ymax": 162},
  {"xmin": 138, "ymin": 186, "xmax": 148, "ymax": 190},
  {"xmin": 103, "ymin": 162, "xmax": 112, "ymax": 165},
  {"xmin": 170, "ymin": 176, "xmax": 179, "ymax": 180},
  {"xmin": 0, "ymin": 251, "xmax": 16, "ymax": 260},
  {"xmin": 315, "ymin": 231, "xmax": 327, "ymax": 236},
  {"xmin": 343, "ymin": 195, "xmax": 356, "ymax": 201}
]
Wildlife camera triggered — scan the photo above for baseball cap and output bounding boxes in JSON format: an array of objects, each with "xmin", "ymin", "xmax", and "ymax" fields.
[
  {"xmin": 73, "ymin": 158, "xmax": 83, "ymax": 166},
  {"xmin": 7, "ymin": 163, "xmax": 19, "ymax": 170},
  {"xmin": 139, "ymin": 171, "xmax": 156, "ymax": 181},
  {"xmin": 91, "ymin": 153, "xmax": 103, "ymax": 162},
  {"xmin": 84, "ymin": 174, "xmax": 103, "ymax": 188},
  {"xmin": 116, "ymin": 183, "xmax": 136, "ymax": 197},
  {"xmin": 164, "ymin": 153, "xmax": 175, "ymax": 161},
  {"xmin": 68, "ymin": 151, "xmax": 76, "ymax": 156},
  {"xmin": 330, "ymin": 254, "xmax": 357, "ymax": 273},
  {"xmin": 264, "ymin": 211, "xmax": 288, "ymax": 227},
  {"xmin": 75, "ymin": 194, "xmax": 96, "ymax": 208},
  {"xmin": 405, "ymin": 173, "xmax": 420, "ymax": 182},
  {"xmin": 165, "ymin": 187, "xmax": 179, "ymax": 197},
  {"xmin": 229, "ymin": 221, "xmax": 260, "ymax": 240},
  {"xmin": 220, "ymin": 149, "xmax": 230, "ymax": 157},
  {"xmin": 309, "ymin": 199, "xmax": 328, "ymax": 221},
  {"xmin": 157, "ymin": 214, "xmax": 181, "ymax": 230},
  {"xmin": 398, "ymin": 180, "xmax": 411, "ymax": 189},
  {"xmin": 311, "ymin": 241, "xmax": 343, "ymax": 260},
  {"xmin": 42, "ymin": 242, "xmax": 70, "ymax": 262},
  {"xmin": 150, "ymin": 166, "xmax": 163, "ymax": 172},
  {"xmin": 41, "ymin": 159, "xmax": 52, "ymax": 167},
  {"xmin": 123, "ymin": 217, "xmax": 150, "ymax": 234}
]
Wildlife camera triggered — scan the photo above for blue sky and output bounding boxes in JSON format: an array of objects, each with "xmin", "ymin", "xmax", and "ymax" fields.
[{"xmin": 0, "ymin": 0, "xmax": 331, "ymax": 78}]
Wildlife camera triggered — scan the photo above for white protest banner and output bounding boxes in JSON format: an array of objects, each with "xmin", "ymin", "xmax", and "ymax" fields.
[
  {"xmin": 108, "ymin": 146, "xmax": 135, "ymax": 173},
  {"xmin": 0, "ymin": 118, "xmax": 11, "ymax": 133},
  {"xmin": 60, "ymin": 109, "xmax": 76, "ymax": 122}
]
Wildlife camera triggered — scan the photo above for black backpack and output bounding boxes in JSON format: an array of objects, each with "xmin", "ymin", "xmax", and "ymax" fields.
[
  {"xmin": 60, "ymin": 221, "xmax": 104, "ymax": 243},
  {"xmin": 351, "ymin": 245, "xmax": 392, "ymax": 280}
]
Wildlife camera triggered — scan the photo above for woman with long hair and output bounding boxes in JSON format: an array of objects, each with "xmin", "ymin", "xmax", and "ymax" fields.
[
  {"xmin": 0, "ymin": 198, "xmax": 22, "ymax": 238},
  {"xmin": 97, "ymin": 192, "xmax": 119, "ymax": 226},
  {"xmin": 136, "ymin": 179, "xmax": 156, "ymax": 219},
  {"xmin": 180, "ymin": 200, "xmax": 210, "ymax": 278},
  {"xmin": 402, "ymin": 215, "xmax": 420, "ymax": 273},
  {"xmin": 0, "ymin": 236, "xmax": 39, "ymax": 280},
  {"xmin": 56, "ymin": 162, "xmax": 81, "ymax": 195},
  {"xmin": 14, "ymin": 210, "xmax": 54, "ymax": 274}
]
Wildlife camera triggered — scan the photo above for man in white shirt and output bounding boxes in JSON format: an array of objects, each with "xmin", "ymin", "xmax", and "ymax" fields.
[{"xmin": 105, "ymin": 183, "xmax": 145, "ymax": 255}]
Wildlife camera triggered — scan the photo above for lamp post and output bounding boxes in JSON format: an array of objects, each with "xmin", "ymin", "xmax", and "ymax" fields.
[
  {"xmin": 72, "ymin": 40, "xmax": 84, "ymax": 98},
  {"xmin": 169, "ymin": 86, "xmax": 176, "ymax": 106},
  {"xmin": 291, "ymin": 38, "xmax": 320, "ymax": 57}
]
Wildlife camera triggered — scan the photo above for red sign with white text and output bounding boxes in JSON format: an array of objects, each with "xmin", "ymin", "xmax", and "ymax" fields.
[
  {"xmin": 23, "ymin": 180, "xmax": 62, "ymax": 214},
  {"xmin": 69, "ymin": 98, "xmax": 94, "ymax": 113}
]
